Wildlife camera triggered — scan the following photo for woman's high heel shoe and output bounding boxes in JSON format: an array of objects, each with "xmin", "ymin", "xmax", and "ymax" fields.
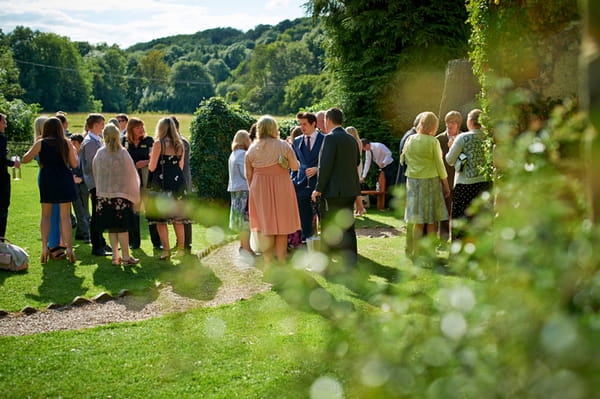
[
  {"xmin": 49, "ymin": 246, "xmax": 66, "ymax": 260},
  {"xmin": 40, "ymin": 249, "xmax": 49, "ymax": 264},
  {"xmin": 66, "ymin": 249, "xmax": 76, "ymax": 263},
  {"xmin": 121, "ymin": 257, "xmax": 140, "ymax": 266}
]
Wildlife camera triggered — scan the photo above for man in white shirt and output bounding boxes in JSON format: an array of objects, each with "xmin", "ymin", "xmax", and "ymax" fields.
[
  {"xmin": 292, "ymin": 112, "xmax": 324, "ymax": 241},
  {"xmin": 360, "ymin": 139, "xmax": 397, "ymax": 195}
]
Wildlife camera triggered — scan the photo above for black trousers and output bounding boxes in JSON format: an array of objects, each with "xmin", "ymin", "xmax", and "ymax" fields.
[
  {"xmin": 0, "ymin": 186, "xmax": 10, "ymax": 238},
  {"xmin": 89, "ymin": 188, "xmax": 107, "ymax": 250},
  {"xmin": 297, "ymin": 195, "xmax": 315, "ymax": 240},
  {"xmin": 148, "ymin": 222, "xmax": 162, "ymax": 248},
  {"xmin": 321, "ymin": 196, "xmax": 358, "ymax": 266}
]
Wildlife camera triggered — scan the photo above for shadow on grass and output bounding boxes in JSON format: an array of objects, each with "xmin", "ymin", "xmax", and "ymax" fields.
[
  {"xmin": 169, "ymin": 255, "xmax": 222, "ymax": 300},
  {"xmin": 266, "ymin": 253, "xmax": 400, "ymax": 321},
  {"xmin": 25, "ymin": 260, "xmax": 86, "ymax": 305}
]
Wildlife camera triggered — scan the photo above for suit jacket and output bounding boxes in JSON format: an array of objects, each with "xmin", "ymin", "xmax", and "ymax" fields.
[
  {"xmin": 292, "ymin": 132, "xmax": 324, "ymax": 197},
  {"xmin": 315, "ymin": 126, "xmax": 360, "ymax": 198},
  {"xmin": 0, "ymin": 134, "xmax": 15, "ymax": 190},
  {"xmin": 395, "ymin": 127, "xmax": 417, "ymax": 185},
  {"xmin": 79, "ymin": 134, "xmax": 102, "ymax": 191},
  {"xmin": 436, "ymin": 130, "xmax": 456, "ymax": 189}
]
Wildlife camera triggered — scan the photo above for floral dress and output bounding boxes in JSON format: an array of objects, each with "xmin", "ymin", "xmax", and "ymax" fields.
[{"xmin": 96, "ymin": 197, "xmax": 136, "ymax": 233}]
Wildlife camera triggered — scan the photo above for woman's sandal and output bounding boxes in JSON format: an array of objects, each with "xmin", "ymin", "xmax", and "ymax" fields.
[
  {"xmin": 121, "ymin": 257, "xmax": 140, "ymax": 266},
  {"xmin": 49, "ymin": 246, "xmax": 66, "ymax": 260},
  {"xmin": 66, "ymin": 249, "xmax": 76, "ymax": 263},
  {"xmin": 40, "ymin": 249, "xmax": 49, "ymax": 264},
  {"xmin": 158, "ymin": 252, "xmax": 170, "ymax": 261},
  {"xmin": 111, "ymin": 257, "xmax": 121, "ymax": 266}
]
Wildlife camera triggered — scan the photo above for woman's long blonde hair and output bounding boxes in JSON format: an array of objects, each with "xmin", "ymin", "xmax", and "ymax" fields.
[
  {"xmin": 103, "ymin": 124, "xmax": 123, "ymax": 152},
  {"xmin": 155, "ymin": 117, "xmax": 183, "ymax": 154},
  {"xmin": 257, "ymin": 115, "xmax": 279, "ymax": 140},
  {"xmin": 34, "ymin": 116, "xmax": 48, "ymax": 139}
]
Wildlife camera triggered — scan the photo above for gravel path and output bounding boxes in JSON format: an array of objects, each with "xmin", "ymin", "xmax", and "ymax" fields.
[
  {"xmin": 0, "ymin": 242, "xmax": 270, "ymax": 337},
  {"xmin": 0, "ymin": 226, "xmax": 400, "ymax": 337}
]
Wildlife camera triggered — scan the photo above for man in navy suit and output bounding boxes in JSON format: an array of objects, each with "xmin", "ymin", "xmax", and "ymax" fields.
[
  {"xmin": 312, "ymin": 108, "xmax": 361, "ymax": 266},
  {"xmin": 292, "ymin": 112, "xmax": 324, "ymax": 241}
]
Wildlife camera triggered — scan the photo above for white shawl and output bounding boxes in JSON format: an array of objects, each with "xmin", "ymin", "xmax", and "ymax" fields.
[{"xmin": 93, "ymin": 147, "xmax": 140, "ymax": 207}]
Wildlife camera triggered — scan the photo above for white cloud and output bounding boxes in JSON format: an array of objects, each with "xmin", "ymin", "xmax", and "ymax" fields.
[
  {"xmin": 265, "ymin": 0, "xmax": 289, "ymax": 10},
  {"xmin": 0, "ymin": 0, "xmax": 307, "ymax": 47}
]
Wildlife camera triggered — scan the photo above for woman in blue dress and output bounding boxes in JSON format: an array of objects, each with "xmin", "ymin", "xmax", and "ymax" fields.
[{"xmin": 23, "ymin": 117, "xmax": 78, "ymax": 263}]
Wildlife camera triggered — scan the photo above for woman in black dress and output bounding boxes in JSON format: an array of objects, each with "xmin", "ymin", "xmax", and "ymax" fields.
[
  {"xmin": 93, "ymin": 124, "xmax": 141, "ymax": 265},
  {"xmin": 147, "ymin": 117, "xmax": 188, "ymax": 260},
  {"xmin": 122, "ymin": 117, "xmax": 158, "ymax": 249},
  {"xmin": 22, "ymin": 117, "xmax": 78, "ymax": 263}
]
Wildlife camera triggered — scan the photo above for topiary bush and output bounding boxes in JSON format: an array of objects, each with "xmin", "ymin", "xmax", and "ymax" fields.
[{"xmin": 189, "ymin": 97, "xmax": 255, "ymax": 201}]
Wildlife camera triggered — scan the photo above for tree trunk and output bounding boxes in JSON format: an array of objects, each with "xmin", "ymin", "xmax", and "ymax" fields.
[{"xmin": 582, "ymin": 0, "xmax": 600, "ymax": 222}]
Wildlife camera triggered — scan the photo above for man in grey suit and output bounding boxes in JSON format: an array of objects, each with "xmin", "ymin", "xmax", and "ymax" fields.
[
  {"xmin": 312, "ymin": 108, "xmax": 361, "ymax": 266},
  {"xmin": 79, "ymin": 113, "xmax": 110, "ymax": 256}
]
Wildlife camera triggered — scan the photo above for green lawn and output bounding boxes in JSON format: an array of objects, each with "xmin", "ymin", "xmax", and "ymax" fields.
[
  {"xmin": 2, "ymin": 170, "xmax": 471, "ymax": 398},
  {"xmin": 0, "ymin": 293, "xmax": 343, "ymax": 398},
  {"xmin": 1, "ymin": 163, "xmax": 228, "ymax": 311}
]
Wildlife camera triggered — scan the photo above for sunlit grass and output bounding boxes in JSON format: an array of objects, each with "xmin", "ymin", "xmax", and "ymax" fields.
[{"xmin": 0, "ymin": 163, "xmax": 228, "ymax": 311}]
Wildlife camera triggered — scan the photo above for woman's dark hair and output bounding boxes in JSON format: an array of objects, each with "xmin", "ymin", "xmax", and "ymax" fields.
[{"xmin": 249, "ymin": 123, "xmax": 257, "ymax": 141}]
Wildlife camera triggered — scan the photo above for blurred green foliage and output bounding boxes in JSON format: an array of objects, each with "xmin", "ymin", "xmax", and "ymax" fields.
[{"xmin": 0, "ymin": 95, "xmax": 41, "ymax": 142}]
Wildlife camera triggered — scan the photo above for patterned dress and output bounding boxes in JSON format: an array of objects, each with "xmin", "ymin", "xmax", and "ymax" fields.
[{"xmin": 147, "ymin": 150, "xmax": 189, "ymax": 224}]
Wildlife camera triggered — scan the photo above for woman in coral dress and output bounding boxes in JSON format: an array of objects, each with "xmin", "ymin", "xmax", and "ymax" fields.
[{"xmin": 245, "ymin": 116, "xmax": 300, "ymax": 264}]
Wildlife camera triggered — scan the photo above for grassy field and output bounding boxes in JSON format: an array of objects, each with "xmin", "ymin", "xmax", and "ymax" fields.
[{"xmin": 56, "ymin": 112, "xmax": 196, "ymax": 139}]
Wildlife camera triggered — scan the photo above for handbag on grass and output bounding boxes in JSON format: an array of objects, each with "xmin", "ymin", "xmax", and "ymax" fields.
[{"xmin": 0, "ymin": 237, "xmax": 29, "ymax": 271}]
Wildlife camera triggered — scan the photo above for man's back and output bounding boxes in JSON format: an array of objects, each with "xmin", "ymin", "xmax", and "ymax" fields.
[{"xmin": 316, "ymin": 127, "xmax": 360, "ymax": 198}]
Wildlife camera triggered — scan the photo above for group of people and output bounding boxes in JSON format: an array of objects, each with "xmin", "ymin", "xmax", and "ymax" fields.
[
  {"xmin": 399, "ymin": 109, "xmax": 492, "ymax": 256},
  {"xmin": 1, "ymin": 111, "xmax": 192, "ymax": 265},
  {"xmin": 0, "ymin": 105, "xmax": 491, "ymax": 268},
  {"xmin": 228, "ymin": 108, "xmax": 362, "ymax": 266},
  {"xmin": 227, "ymin": 107, "xmax": 492, "ymax": 266}
]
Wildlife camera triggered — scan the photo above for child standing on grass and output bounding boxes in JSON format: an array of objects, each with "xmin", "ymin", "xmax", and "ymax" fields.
[
  {"xmin": 228, "ymin": 130, "xmax": 254, "ymax": 258},
  {"xmin": 400, "ymin": 111, "xmax": 450, "ymax": 257}
]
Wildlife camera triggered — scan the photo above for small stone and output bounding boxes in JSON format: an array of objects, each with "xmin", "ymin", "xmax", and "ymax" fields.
[
  {"xmin": 20, "ymin": 306, "xmax": 38, "ymax": 315},
  {"xmin": 92, "ymin": 292, "xmax": 114, "ymax": 303},
  {"xmin": 46, "ymin": 303, "xmax": 64, "ymax": 310},
  {"xmin": 70, "ymin": 296, "xmax": 92, "ymax": 307},
  {"xmin": 0, "ymin": 309, "xmax": 9, "ymax": 317},
  {"xmin": 118, "ymin": 289, "xmax": 133, "ymax": 298}
]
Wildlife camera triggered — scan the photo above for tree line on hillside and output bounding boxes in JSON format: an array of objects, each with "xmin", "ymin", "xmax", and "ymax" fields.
[
  {"xmin": 1, "ymin": 0, "xmax": 471, "ymax": 151},
  {"xmin": 0, "ymin": 18, "xmax": 327, "ymax": 115}
]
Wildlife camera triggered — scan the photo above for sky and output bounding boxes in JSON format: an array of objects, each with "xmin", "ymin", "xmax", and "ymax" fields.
[{"xmin": 0, "ymin": 0, "xmax": 309, "ymax": 48}]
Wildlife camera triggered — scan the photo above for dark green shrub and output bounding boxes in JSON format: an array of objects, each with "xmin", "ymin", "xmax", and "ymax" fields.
[
  {"xmin": 189, "ymin": 97, "xmax": 255, "ymax": 201},
  {"xmin": 277, "ymin": 118, "xmax": 298, "ymax": 140},
  {"xmin": 0, "ymin": 95, "xmax": 41, "ymax": 142}
]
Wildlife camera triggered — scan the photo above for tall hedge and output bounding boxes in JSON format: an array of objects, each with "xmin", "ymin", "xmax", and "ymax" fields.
[
  {"xmin": 308, "ymin": 0, "xmax": 469, "ymax": 146},
  {"xmin": 189, "ymin": 97, "xmax": 255, "ymax": 201}
]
